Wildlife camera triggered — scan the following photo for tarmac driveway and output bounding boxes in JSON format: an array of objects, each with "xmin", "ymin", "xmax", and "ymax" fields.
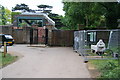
[{"xmin": 1, "ymin": 44, "xmax": 90, "ymax": 78}]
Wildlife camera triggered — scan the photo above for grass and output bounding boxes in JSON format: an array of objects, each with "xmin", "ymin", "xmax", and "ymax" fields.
[
  {"xmin": 89, "ymin": 59, "xmax": 119, "ymax": 79},
  {"xmin": 0, "ymin": 52, "xmax": 17, "ymax": 68}
]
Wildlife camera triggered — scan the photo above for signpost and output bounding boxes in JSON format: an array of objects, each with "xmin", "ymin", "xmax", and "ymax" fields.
[{"xmin": 4, "ymin": 42, "xmax": 7, "ymax": 57}]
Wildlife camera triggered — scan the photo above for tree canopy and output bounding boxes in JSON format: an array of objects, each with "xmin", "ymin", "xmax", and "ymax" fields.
[
  {"xmin": 37, "ymin": 4, "xmax": 53, "ymax": 10},
  {"xmin": 0, "ymin": 5, "xmax": 11, "ymax": 25},
  {"xmin": 37, "ymin": 4, "xmax": 53, "ymax": 14},
  {"xmin": 12, "ymin": 3, "xmax": 35, "ymax": 12},
  {"xmin": 12, "ymin": 4, "xmax": 53, "ymax": 14},
  {"xmin": 62, "ymin": 2, "xmax": 120, "ymax": 29}
]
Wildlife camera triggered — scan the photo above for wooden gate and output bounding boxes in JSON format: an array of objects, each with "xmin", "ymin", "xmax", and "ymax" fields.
[
  {"xmin": 48, "ymin": 30, "xmax": 74, "ymax": 46},
  {"xmin": 30, "ymin": 28, "xmax": 38, "ymax": 44}
]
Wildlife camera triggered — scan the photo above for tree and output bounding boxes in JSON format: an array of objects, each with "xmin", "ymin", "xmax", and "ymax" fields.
[
  {"xmin": 99, "ymin": 2, "xmax": 120, "ymax": 29},
  {"xmin": 49, "ymin": 13, "xmax": 64, "ymax": 29},
  {"xmin": 5, "ymin": 8, "xmax": 12, "ymax": 24},
  {"xmin": 0, "ymin": 5, "xmax": 2, "ymax": 25},
  {"xmin": 62, "ymin": 2, "xmax": 120, "ymax": 29},
  {"xmin": 0, "ymin": 5, "xmax": 11, "ymax": 25},
  {"xmin": 12, "ymin": 4, "xmax": 53, "ymax": 14},
  {"xmin": 37, "ymin": 4, "xmax": 53, "ymax": 14},
  {"xmin": 63, "ymin": 3, "xmax": 91, "ymax": 29},
  {"xmin": 0, "ymin": 5, "xmax": 6, "ymax": 25},
  {"xmin": 11, "ymin": 12, "xmax": 21, "ymax": 23},
  {"xmin": 12, "ymin": 3, "xmax": 34, "ymax": 12}
]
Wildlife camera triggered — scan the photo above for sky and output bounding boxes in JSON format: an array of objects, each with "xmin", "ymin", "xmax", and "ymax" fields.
[{"xmin": 0, "ymin": 0, "xmax": 65, "ymax": 16}]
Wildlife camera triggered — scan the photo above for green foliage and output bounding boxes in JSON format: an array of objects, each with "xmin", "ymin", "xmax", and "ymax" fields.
[
  {"xmin": 90, "ymin": 60, "xmax": 119, "ymax": 79},
  {"xmin": 0, "ymin": 53, "xmax": 17, "ymax": 67},
  {"xmin": 60, "ymin": 26, "xmax": 72, "ymax": 30},
  {"xmin": 37, "ymin": 4, "xmax": 53, "ymax": 14},
  {"xmin": 0, "ymin": 5, "xmax": 11, "ymax": 25},
  {"xmin": 49, "ymin": 13, "xmax": 64, "ymax": 28},
  {"xmin": 37, "ymin": 4, "xmax": 53, "ymax": 9},
  {"xmin": 104, "ymin": 46, "xmax": 120, "ymax": 57},
  {"xmin": 12, "ymin": 3, "xmax": 34, "ymax": 12},
  {"xmin": 110, "ymin": 46, "xmax": 120, "ymax": 54},
  {"xmin": 98, "ymin": 61, "xmax": 117, "ymax": 71},
  {"xmin": 104, "ymin": 49, "xmax": 113, "ymax": 56},
  {"xmin": 11, "ymin": 12, "xmax": 21, "ymax": 23},
  {"xmin": 62, "ymin": 2, "xmax": 105, "ymax": 30},
  {"xmin": 19, "ymin": 22, "xmax": 27, "ymax": 27},
  {"xmin": 99, "ymin": 2, "xmax": 119, "ymax": 29},
  {"xmin": 62, "ymin": 2, "xmax": 120, "ymax": 30}
]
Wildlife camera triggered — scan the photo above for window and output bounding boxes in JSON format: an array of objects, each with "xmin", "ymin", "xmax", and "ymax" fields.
[
  {"xmin": 88, "ymin": 32, "xmax": 96, "ymax": 42},
  {"xmin": 5, "ymin": 35, "xmax": 13, "ymax": 39}
]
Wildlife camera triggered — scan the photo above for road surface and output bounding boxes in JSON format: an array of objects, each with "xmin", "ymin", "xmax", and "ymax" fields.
[{"xmin": 0, "ymin": 45, "xmax": 91, "ymax": 78}]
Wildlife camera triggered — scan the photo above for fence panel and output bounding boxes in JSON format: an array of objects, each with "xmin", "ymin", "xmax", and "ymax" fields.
[
  {"xmin": 12, "ymin": 29, "xmax": 24, "ymax": 43},
  {"xmin": 49, "ymin": 30, "xmax": 74, "ymax": 46},
  {"xmin": 12, "ymin": 27, "xmax": 37, "ymax": 44},
  {"xmin": 33, "ymin": 28, "xmax": 38, "ymax": 44},
  {"xmin": 1, "ymin": 26, "xmax": 12, "ymax": 35}
]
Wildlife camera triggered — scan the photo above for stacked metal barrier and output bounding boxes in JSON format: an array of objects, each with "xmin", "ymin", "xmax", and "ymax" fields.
[{"xmin": 74, "ymin": 29, "xmax": 120, "ymax": 62}]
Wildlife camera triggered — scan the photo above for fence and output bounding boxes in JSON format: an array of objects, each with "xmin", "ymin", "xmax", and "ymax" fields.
[
  {"xmin": 13, "ymin": 27, "xmax": 38, "ymax": 44},
  {"xmin": 74, "ymin": 29, "xmax": 120, "ymax": 62},
  {"xmin": 0, "ymin": 26, "xmax": 13, "ymax": 35},
  {"xmin": 48, "ymin": 30, "xmax": 74, "ymax": 46},
  {"xmin": 1, "ymin": 25, "xmax": 75, "ymax": 46},
  {"xmin": 1, "ymin": 26, "xmax": 38, "ymax": 44}
]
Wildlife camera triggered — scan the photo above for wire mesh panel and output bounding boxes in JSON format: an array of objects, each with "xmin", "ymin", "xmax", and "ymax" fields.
[
  {"xmin": 74, "ymin": 31, "xmax": 79, "ymax": 51},
  {"xmin": 74, "ymin": 29, "xmax": 120, "ymax": 62},
  {"xmin": 78, "ymin": 31, "xmax": 87, "ymax": 55},
  {"xmin": 108, "ymin": 29, "xmax": 120, "ymax": 57}
]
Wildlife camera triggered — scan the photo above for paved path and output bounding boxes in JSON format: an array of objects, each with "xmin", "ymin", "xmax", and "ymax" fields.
[{"xmin": 1, "ymin": 45, "xmax": 90, "ymax": 78}]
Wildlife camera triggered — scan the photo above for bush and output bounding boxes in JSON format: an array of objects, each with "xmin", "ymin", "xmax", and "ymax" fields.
[
  {"xmin": 90, "ymin": 60, "xmax": 119, "ymax": 79},
  {"xmin": 98, "ymin": 61, "xmax": 117, "ymax": 71}
]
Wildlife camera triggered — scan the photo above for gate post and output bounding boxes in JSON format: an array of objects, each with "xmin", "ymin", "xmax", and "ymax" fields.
[
  {"xmin": 30, "ymin": 27, "xmax": 33, "ymax": 45},
  {"xmin": 45, "ymin": 28, "xmax": 48, "ymax": 45},
  {"xmin": 4, "ymin": 42, "xmax": 7, "ymax": 57}
]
